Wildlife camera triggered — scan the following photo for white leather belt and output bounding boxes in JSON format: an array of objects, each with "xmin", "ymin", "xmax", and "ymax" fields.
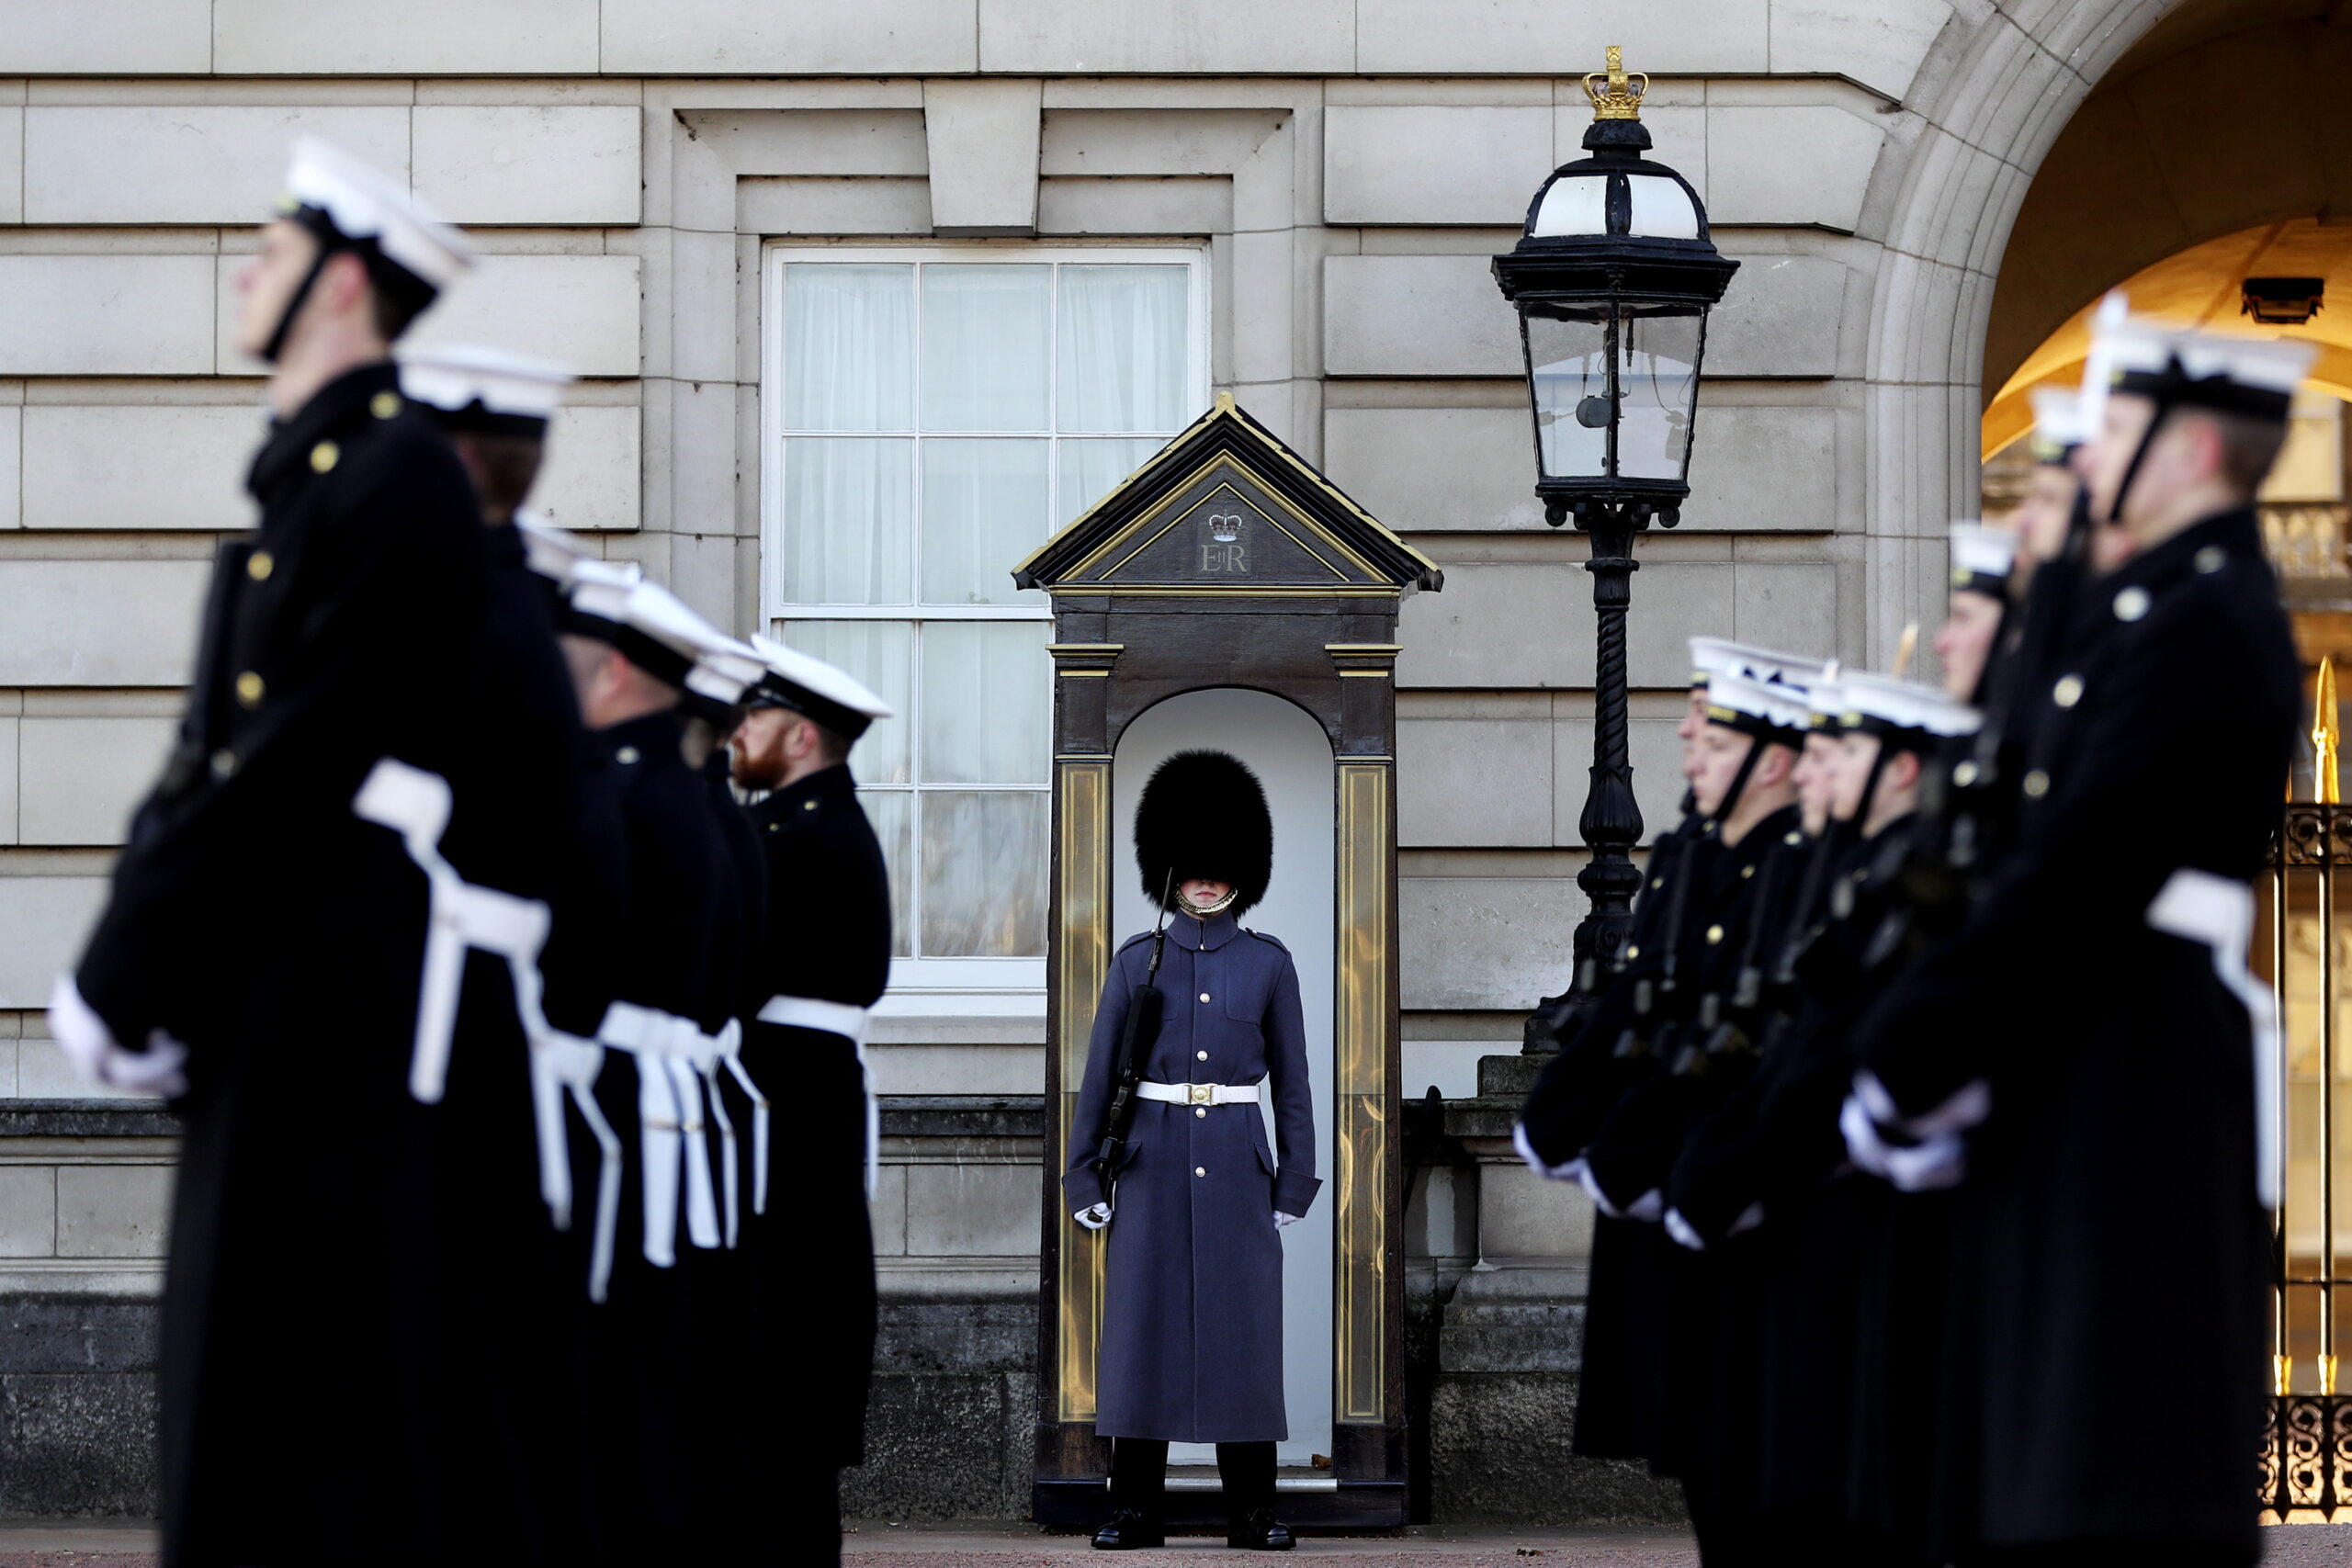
[
  {"xmin": 758, "ymin": 994, "xmax": 878, "ymax": 1201},
  {"xmin": 756, "ymin": 994, "xmax": 870, "ymax": 1045},
  {"xmin": 1138, "ymin": 1080, "xmax": 1261, "ymax": 1106},
  {"xmin": 2148, "ymin": 867, "xmax": 2279, "ymax": 1210},
  {"xmin": 354, "ymin": 759, "xmax": 621, "ymax": 1304}
]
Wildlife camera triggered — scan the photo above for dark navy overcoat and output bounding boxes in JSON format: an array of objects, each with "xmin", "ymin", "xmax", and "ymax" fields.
[{"xmin": 1064, "ymin": 908, "xmax": 1322, "ymax": 1443}]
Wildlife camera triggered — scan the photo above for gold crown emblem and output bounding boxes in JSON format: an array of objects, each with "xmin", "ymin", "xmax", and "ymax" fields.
[{"xmin": 1583, "ymin": 45, "xmax": 1647, "ymax": 121}]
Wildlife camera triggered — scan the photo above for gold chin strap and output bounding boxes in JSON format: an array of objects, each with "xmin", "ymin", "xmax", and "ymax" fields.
[{"xmin": 1181, "ymin": 887, "xmax": 1239, "ymax": 918}]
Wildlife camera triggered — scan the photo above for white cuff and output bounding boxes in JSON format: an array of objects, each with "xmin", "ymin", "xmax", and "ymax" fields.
[
  {"xmin": 48, "ymin": 975, "xmax": 187, "ymax": 1099},
  {"xmin": 1840, "ymin": 1092, "xmax": 1896, "ymax": 1178},
  {"xmin": 1073, "ymin": 1202, "xmax": 1111, "ymax": 1232},
  {"xmin": 1664, "ymin": 1208, "xmax": 1705, "ymax": 1251},
  {"xmin": 1579, "ymin": 1162, "xmax": 1663, "ymax": 1222},
  {"xmin": 1274, "ymin": 1211, "xmax": 1301, "ymax": 1229},
  {"xmin": 1513, "ymin": 1122, "xmax": 1589, "ymax": 1183},
  {"xmin": 1729, "ymin": 1201, "xmax": 1764, "ymax": 1237},
  {"xmin": 1855, "ymin": 1067, "xmax": 1990, "ymax": 1141},
  {"xmin": 1883, "ymin": 1132, "xmax": 1968, "ymax": 1192}
]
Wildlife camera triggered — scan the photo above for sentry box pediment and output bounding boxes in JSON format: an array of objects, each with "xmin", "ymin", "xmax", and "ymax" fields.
[{"xmin": 1013, "ymin": 393, "xmax": 1442, "ymax": 603}]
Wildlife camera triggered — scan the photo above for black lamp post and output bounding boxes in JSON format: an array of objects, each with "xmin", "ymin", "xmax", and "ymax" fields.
[{"xmin": 1493, "ymin": 47, "xmax": 1738, "ymax": 1051}]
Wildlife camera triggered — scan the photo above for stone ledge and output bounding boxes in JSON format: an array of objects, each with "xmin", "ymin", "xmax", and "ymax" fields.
[
  {"xmin": 0, "ymin": 1103, "xmax": 178, "ymax": 1140},
  {"xmin": 880, "ymin": 1095, "xmax": 1046, "ymax": 1139}
]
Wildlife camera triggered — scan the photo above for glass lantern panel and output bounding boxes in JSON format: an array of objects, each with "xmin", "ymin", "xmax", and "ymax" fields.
[
  {"xmin": 1614, "ymin": 310, "xmax": 1702, "ymax": 482},
  {"xmin": 1623, "ymin": 175, "xmax": 1701, "ymax": 240},
  {"xmin": 1525, "ymin": 311, "xmax": 1611, "ymax": 482}
]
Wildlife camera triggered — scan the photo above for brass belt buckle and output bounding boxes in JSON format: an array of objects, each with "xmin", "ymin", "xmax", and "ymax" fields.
[{"xmin": 1188, "ymin": 1083, "xmax": 1216, "ymax": 1106}]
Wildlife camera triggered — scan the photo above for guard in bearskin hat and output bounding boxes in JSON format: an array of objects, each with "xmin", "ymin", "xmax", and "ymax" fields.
[{"xmin": 1063, "ymin": 750, "xmax": 1322, "ymax": 1552}]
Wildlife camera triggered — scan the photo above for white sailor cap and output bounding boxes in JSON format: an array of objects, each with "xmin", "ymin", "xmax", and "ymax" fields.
[
  {"xmin": 1840, "ymin": 671, "xmax": 1979, "ymax": 752},
  {"xmin": 1805, "ymin": 665, "xmax": 1847, "ymax": 735},
  {"xmin": 1949, "ymin": 523, "xmax": 2018, "ymax": 598},
  {"xmin": 2097, "ymin": 310, "xmax": 2316, "ymax": 421},
  {"xmin": 1688, "ymin": 637, "xmax": 1826, "ymax": 692},
  {"xmin": 2027, "ymin": 386, "xmax": 2090, "ymax": 463},
  {"xmin": 398, "ymin": 344, "xmax": 572, "ymax": 434},
  {"xmin": 280, "ymin": 138, "xmax": 472, "ymax": 299},
  {"xmin": 568, "ymin": 575, "xmax": 744, "ymax": 697},
  {"xmin": 687, "ymin": 637, "xmax": 766, "ymax": 714},
  {"xmin": 513, "ymin": 511, "xmax": 596, "ymax": 586},
  {"xmin": 1703, "ymin": 669, "xmax": 1812, "ymax": 741},
  {"xmin": 744, "ymin": 632, "xmax": 894, "ymax": 743},
  {"xmin": 560, "ymin": 558, "xmax": 644, "ymax": 639}
]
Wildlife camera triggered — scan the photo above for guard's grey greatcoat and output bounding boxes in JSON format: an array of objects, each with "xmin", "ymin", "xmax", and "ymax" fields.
[{"xmin": 1065, "ymin": 908, "xmax": 1322, "ymax": 1443}]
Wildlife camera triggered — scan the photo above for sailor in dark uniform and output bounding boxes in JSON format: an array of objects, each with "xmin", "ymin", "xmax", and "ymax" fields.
[
  {"xmin": 552, "ymin": 562, "xmax": 755, "ymax": 1560},
  {"xmin": 394, "ymin": 345, "xmax": 630, "ymax": 1559},
  {"xmin": 49, "ymin": 139, "xmax": 479, "ymax": 1568},
  {"xmin": 728, "ymin": 632, "xmax": 895, "ymax": 1565},
  {"xmin": 1847, "ymin": 314, "xmax": 2312, "ymax": 1566}
]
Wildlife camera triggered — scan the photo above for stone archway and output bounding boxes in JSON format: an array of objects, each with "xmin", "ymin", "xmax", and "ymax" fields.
[{"xmin": 1856, "ymin": 0, "xmax": 2170, "ymax": 669}]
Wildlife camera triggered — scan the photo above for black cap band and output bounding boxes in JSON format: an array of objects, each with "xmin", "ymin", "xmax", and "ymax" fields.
[{"xmin": 746, "ymin": 679, "xmax": 872, "ymax": 741}]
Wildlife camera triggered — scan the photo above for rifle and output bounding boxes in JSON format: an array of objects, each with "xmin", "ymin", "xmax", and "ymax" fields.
[{"xmin": 1091, "ymin": 874, "xmax": 1173, "ymax": 1208}]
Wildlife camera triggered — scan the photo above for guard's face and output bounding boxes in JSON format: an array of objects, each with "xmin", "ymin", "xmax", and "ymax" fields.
[
  {"xmin": 1677, "ymin": 684, "xmax": 1709, "ymax": 773},
  {"xmin": 1686, "ymin": 724, "xmax": 1753, "ymax": 818},
  {"xmin": 2009, "ymin": 466, "xmax": 2077, "ymax": 571},
  {"xmin": 1932, "ymin": 592, "xmax": 2002, "ymax": 701},
  {"xmin": 731, "ymin": 706, "xmax": 791, "ymax": 790},
  {"xmin": 234, "ymin": 220, "xmax": 322, "ymax": 360},
  {"xmin": 2075, "ymin": 390, "xmax": 2160, "ymax": 529},
  {"xmin": 1831, "ymin": 732, "xmax": 1883, "ymax": 822},
  {"xmin": 1793, "ymin": 732, "xmax": 1840, "ymax": 837},
  {"xmin": 1178, "ymin": 878, "xmax": 1233, "ymax": 913}
]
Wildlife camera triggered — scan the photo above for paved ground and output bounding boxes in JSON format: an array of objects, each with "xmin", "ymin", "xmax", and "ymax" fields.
[{"xmin": 7, "ymin": 1518, "xmax": 2352, "ymax": 1562}]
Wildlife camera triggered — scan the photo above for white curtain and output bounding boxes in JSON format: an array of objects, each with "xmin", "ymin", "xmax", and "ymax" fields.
[
  {"xmin": 920, "ymin": 791, "xmax": 1049, "ymax": 957},
  {"xmin": 922, "ymin": 439, "xmax": 1048, "ymax": 606},
  {"xmin": 780, "ymin": 438, "xmax": 911, "ymax": 605},
  {"xmin": 1057, "ymin": 265, "xmax": 1189, "ymax": 433},
  {"xmin": 920, "ymin": 622, "xmax": 1048, "ymax": 785},
  {"xmin": 922, "ymin": 265, "xmax": 1050, "ymax": 432},
  {"xmin": 1057, "ymin": 437, "xmax": 1164, "ymax": 525},
  {"xmin": 854, "ymin": 789, "xmax": 915, "ymax": 959},
  {"xmin": 784, "ymin": 265, "xmax": 912, "ymax": 431}
]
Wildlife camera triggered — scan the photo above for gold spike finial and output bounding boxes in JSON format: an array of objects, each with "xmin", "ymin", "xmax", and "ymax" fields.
[
  {"xmin": 2316, "ymin": 657, "xmax": 2340, "ymax": 804},
  {"xmin": 1584, "ymin": 45, "xmax": 1647, "ymax": 121}
]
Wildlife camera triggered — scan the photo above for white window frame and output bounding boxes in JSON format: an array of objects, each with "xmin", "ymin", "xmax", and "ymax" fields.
[{"xmin": 758, "ymin": 242, "xmax": 1213, "ymax": 1010}]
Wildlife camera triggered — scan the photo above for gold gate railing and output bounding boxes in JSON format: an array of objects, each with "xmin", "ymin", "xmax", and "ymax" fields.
[{"xmin": 2264, "ymin": 657, "xmax": 2351, "ymax": 1519}]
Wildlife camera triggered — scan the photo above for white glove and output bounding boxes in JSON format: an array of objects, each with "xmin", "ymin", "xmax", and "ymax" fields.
[
  {"xmin": 1664, "ymin": 1207, "xmax": 1706, "ymax": 1252},
  {"xmin": 1512, "ymin": 1122, "xmax": 1587, "ymax": 1183},
  {"xmin": 1073, "ymin": 1202, "xmax": 1111, "ymax": 1231},
  {"xmin": 49, "ymin": 975, "xmax": 188, "ymax": 1099},
  {"xmin": 1274, "ymin": 1211, "xmax": 1301, "ymax": 1229},
  {"xmin": 1577, "ymin": 1164, "xmax": 1665, "ymax": 1223}
]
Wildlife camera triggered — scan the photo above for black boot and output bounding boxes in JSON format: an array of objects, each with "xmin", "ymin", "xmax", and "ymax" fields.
[
  {"xmin": 1227, "ymin": 1507, "xmax": 1294, "ymax": 1551},
  {"xmin": 1091, "ymin": 1508, "xmax": 1166, "ymax": 1551}
]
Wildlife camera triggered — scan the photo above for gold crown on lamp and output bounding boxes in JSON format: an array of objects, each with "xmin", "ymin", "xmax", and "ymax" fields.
[{"xmin": 1584, "ymin": 45, "xmax": 1647, "ymax": 121}]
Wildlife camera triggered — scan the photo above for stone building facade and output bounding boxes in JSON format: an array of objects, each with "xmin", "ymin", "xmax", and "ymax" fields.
[{"xmin": 0, "ymin": 0, "xmax": 2270, "ymax": 1523}]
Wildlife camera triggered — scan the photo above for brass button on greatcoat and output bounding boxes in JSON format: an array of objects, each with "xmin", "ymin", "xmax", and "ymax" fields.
[
  {"xmin": 2195, "ymin": 546, "xmax": 2225, "ymax": 574},
  {"xmin": 803, "ymin": 799, "xmax": 817, "ymax": 811},
  {"xmin": 1194, "ymin": 1167, "xmax": 1207, "ymax": 1179},
  {"xmin": 209, "ymin": 748, "xmax": 238, "ymax": 780},
  {"xmin": 1953, "ymin": 761, "xmax": 1979, "ymax": 786},
  {"xmin": 2023, "ymin": 769, "xmax": 2051, "ymax": 798},
  {"xmin": 1625, "ymin": 945, "xmax": 1640, "ymax": 961},
  {"xmin": 310, "ymin": 440, "xmax": 339, "ymax": 474},
  {"xmin": 1706, "ymin": 924, "xmax": 1724, "ymax": 944},
  {"xmin": 1199, "ymin": 992, "xmax": 1211, "ymax": 1003},
  {"xmin": 1195, "ymin": 1107, "xmax": 1207, "ymax": 1119},
  {"xmin": 1196, "ymin": 1050, "xmax": 1209, "ymax": 1061},
  {"xmin": 2052, "ymin": 674, "xmax": 2084, "ymax": 709},
  {"xmin": 2113, "ymin": 586, "xmax": 2150, "ymax": 622},
  {"xmin": 370, "ymin": 391, "xmax": 401, "ymax": 419},
  {"xmin": 234, "ymin": 671, "xmax": 265, "ymax": 708},
  {"xmin": 616, "ymin": 746, "xmax": 640, "ymax": 764},
  {"xmin": 246, "ymin": 550, "xmax": 274, "ymax": 581},
  {"xmin": 1740, "ymin": 864, "xmax": 1755, "ymax": 879}
]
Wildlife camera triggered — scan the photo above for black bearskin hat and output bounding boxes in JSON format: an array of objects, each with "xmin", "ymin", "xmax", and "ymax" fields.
[{"xmin": 1134, "ymin": 750, "xmax": 1273, "ymax": 916}]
